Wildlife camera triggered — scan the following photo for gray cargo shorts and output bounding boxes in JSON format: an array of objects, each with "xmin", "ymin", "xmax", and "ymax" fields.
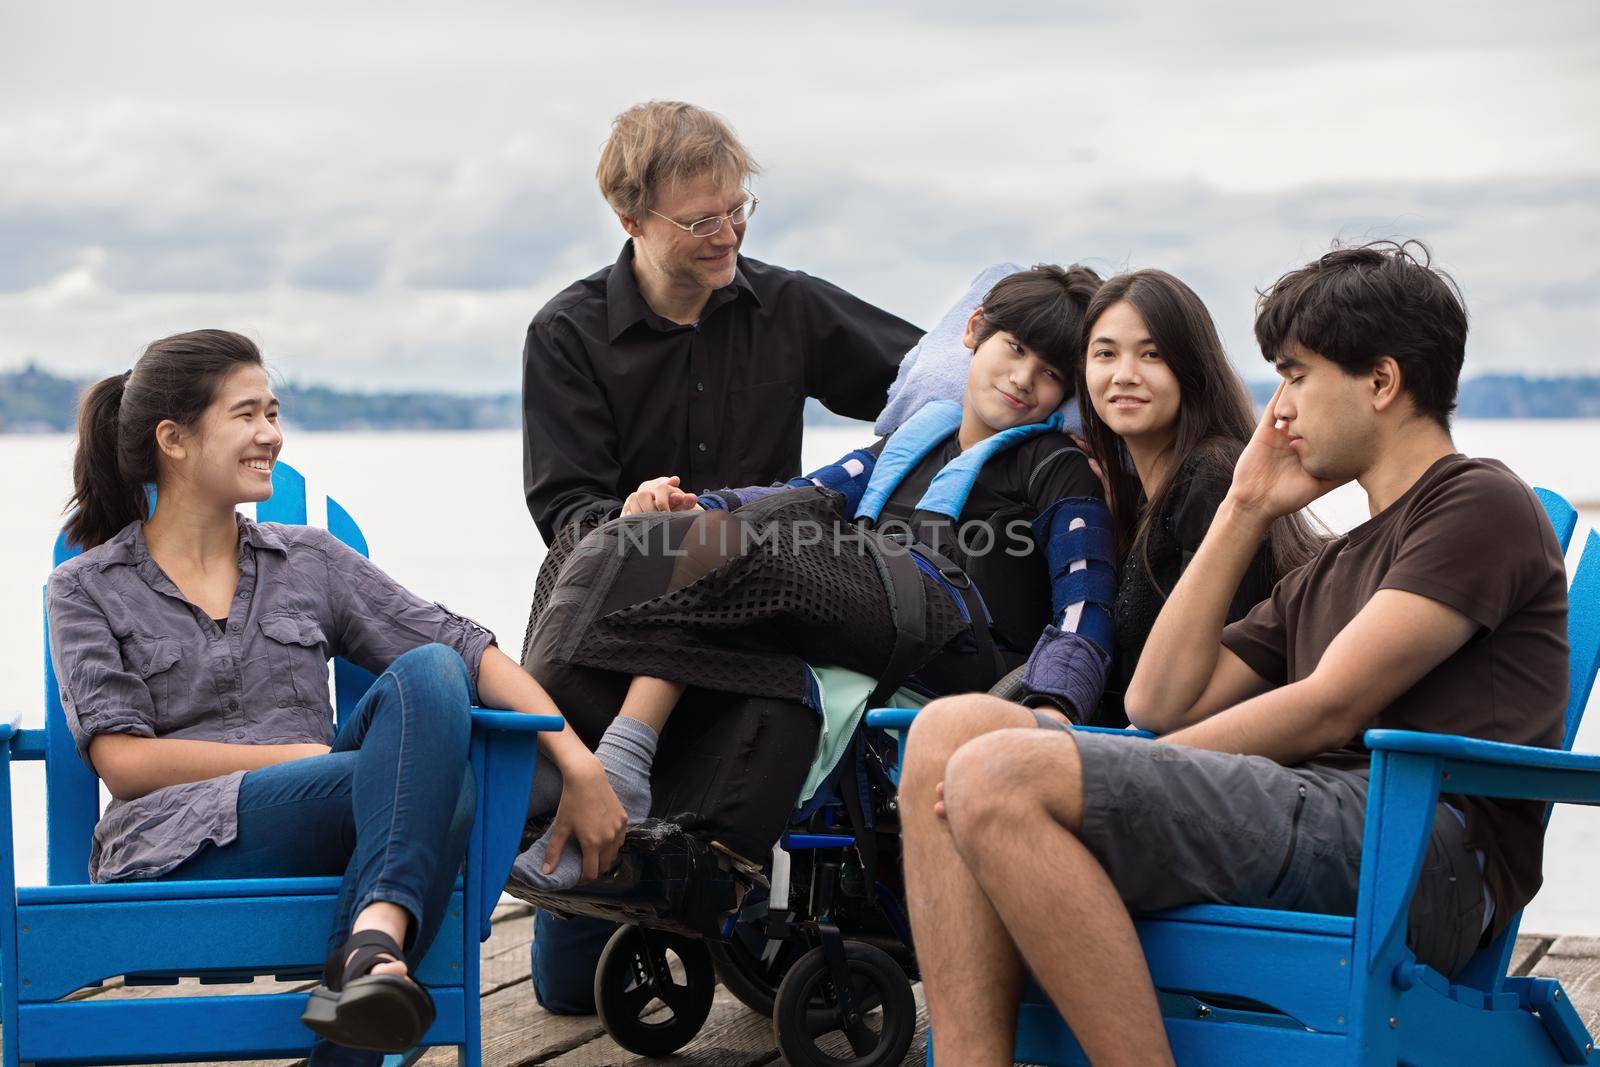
[{"xmin": 1032, "ymin": 715, "xmax": 1487, "ymax": 977}]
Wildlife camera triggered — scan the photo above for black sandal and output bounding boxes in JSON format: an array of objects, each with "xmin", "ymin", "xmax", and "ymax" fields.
[{"xmin": 300, "ymin": 929, "xmax": 436, "ymax": 1052}]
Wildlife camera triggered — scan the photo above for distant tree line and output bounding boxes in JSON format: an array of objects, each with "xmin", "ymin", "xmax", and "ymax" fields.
[
  {"xmin": 0, "ymin": 365, "xmax": 519, "ymax": 433},
  {"xmin": 1246, "ymin": 376, "xmax": 1600, "ymax": 420},
  {"xmin": 7, "ymin": 364, "xmax": 1600, "ymax": 434}
]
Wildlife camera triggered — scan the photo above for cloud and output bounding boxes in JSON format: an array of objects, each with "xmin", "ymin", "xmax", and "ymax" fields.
[{"xmin": 0, "ymin": 3, "xmax": 1595, "ymax": 389}]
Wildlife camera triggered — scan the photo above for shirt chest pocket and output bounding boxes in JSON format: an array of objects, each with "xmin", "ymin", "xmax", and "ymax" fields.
[
  {"xmin": 121, "ymin": 636, "xmax": 184, "ymax": 714},
  {"xmin": 258, "ymin": 611, "xmax": 331, "ymax": 710},
  {"xmin": 729, "ymin": 378, "xmax": 802, "ymax": 483}
]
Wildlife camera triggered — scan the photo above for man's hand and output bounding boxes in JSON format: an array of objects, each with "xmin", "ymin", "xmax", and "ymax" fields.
[
  {"xmin": 540, "ymin": 752, "xmax": 628, "ymax": 883},
  {"xmin": 1228, "ymin": 381, "xmax": 1346, "ymax": 521},
  {"xmin": 621, "ymin": 475, "xmax": 702, "ymax": 516}
]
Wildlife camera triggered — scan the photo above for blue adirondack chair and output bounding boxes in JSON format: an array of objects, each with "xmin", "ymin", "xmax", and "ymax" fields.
[
  {"xmin": 0, "ymin": 460, "xmax": 560, "ymax": 1066},
  {"xmin": 869, "ymin": 487, "xmax": 1600, "ymax": 1065}
]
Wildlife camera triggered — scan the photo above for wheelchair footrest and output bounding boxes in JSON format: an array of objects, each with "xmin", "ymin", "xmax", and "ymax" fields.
[{"xmin": 505, "ymin": 819, "xmax": 743, "ymax": 940}]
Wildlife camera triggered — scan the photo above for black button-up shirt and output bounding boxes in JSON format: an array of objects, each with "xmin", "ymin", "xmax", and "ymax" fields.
[{"xmin": 522, "ymin": 242, "xmax": 921, "ymax": 542}]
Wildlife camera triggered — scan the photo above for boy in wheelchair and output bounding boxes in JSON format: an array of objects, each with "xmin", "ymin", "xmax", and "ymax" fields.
[{"xmin": 510, "ymin": 264, "xmax": 1116, "ymax": 1059}]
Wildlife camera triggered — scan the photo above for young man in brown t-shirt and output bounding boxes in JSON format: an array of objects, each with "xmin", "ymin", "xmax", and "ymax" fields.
[{"xmin": 898, "ymin": 241, "xmax": 1568, "ymax": 1067}]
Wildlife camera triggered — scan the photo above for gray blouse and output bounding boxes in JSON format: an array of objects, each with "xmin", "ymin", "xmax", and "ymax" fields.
[{"xmin": 46, "ymin": 515, "xmax": 496, "ymax": 882}]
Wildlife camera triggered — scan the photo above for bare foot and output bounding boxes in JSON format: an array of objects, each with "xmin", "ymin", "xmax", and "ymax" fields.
[{"xmin": 343, "ymin": 945, "xmax": 408, "ymax": 980}]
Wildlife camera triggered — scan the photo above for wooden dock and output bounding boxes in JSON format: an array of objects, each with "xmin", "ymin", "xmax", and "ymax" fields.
[{"xmin": 31, "ymin": 904, "xmax": 1600, "ymax": 1065}]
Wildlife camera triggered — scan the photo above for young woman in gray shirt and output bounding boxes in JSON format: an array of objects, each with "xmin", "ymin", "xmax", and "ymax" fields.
[{"xmin": 47, "ymin": 330, "xmax": 637, "ymax": 1065}]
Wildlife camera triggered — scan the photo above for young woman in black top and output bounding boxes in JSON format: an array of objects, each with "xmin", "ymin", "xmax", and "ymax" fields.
[{"xmin": 1075, "ymin": 270, "xmax": 1323, "ymax": 726}]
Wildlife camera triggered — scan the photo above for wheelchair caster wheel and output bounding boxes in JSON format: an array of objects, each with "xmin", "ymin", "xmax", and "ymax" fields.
[
  {"xmin": 594, "ymin": 925, "xmax": 716, "ymax": 1057},
  {"xmin": 773, "ymin": 941, "xmax": 915, "ymax": 1067}
]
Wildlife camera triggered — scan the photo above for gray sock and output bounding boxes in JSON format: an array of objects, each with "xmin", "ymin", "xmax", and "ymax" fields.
[
  {"xmin": 527, "ymin": 751, "xmax": 564, "ymax": 819},
  {"xmin": 512, "ymin": 716, "xmax": 657, "ymax": 891}
]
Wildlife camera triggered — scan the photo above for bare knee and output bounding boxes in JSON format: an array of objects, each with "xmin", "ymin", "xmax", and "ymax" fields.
[
  {"xmin": 903, "ymin": 694, "xmax": 1034, "ymax": 785},
  {"xmin": 944, "ymin": 730, "xmax": 1084, "ymax": 852}
]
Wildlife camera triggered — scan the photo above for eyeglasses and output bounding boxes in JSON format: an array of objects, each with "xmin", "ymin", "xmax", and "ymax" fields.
[{"xmin": 648, "ymin": 195, "xmax": 759, "ymax": 238}]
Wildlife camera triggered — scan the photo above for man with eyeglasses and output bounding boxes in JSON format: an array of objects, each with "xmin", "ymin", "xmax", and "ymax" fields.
[
  {"xmin": 521, "ymin": 99, "xmax": 921, "ymax": 545},
  {"xmin": 518, "ymin": 99, "xmax": 921, "ymax": 1017}
]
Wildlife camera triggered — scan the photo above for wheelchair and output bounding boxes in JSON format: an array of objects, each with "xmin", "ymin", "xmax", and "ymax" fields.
[{"xmin": 507, "ymin": 667, "xmax": 943, "ymax": 1067}]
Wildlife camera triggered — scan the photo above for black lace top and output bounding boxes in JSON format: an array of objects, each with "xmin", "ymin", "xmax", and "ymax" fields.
[{"xmin": 1095, "ymin": 442, "xmax": 1278, "ymax": 728}]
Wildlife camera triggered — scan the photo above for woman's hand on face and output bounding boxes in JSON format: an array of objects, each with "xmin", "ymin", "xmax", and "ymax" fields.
[
  {"xmin": 1228, "ymin": 381, "xmax": 1345, "ymax": 522},
  {"xmin": 621, "ymin": 476, "xmax": 701, "ymax": 516},
  {"xmin": 541, "ymin": 753, "xmax": 628, "ymax": 883}
]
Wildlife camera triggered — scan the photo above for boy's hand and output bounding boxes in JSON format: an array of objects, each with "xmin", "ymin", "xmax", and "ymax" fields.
[
  {"xmin": 621, "ymin": 475, "xmax": 700, "ymax": 516},
  {"xmin": 1228, "ymin": 382, "xmax": 1345, "ymax": 522}
]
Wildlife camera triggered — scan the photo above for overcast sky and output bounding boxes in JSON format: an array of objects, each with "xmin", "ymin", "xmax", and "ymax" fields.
[{"xmin": 3, "ymin": 1, "xmax": 1597, "ymax": 391}]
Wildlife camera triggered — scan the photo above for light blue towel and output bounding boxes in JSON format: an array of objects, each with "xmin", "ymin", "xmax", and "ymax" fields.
[
  {"xmin": 874, "ymin": 263, "xmax": 1085, "ymax": 439},
  {"xmin": 874, "ymin": 263, "xmax": 1020, "ymax": 437}
]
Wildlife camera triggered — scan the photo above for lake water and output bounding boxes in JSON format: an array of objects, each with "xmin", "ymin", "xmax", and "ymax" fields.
[{"xmin": 3, "ymin": 423, "xmax": 1598, "ymax": 933}]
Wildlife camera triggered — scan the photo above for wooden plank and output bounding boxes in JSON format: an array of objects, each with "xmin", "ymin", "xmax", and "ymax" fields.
[
  {"xmin": 413, "ymin": 981, "xmax": 608, "ymax": 1066},
  {"xmin": 1510, "ymin": 933, "xmax": 1554, "ymax": 976},
  {"xmin": 542, "ymin": 987, "xmax": 772, "ymax": 1066},
  {"xmin": 479, "ymin": 903, "xmax": 535, "ymax": 996},
  {"xmin": 1530, "ymin": 935, "xmax": 1600, "ymax": 1037},
  {"xmin": 543, "ymin": 983, "xmax": 931, "ymax": 1067}
]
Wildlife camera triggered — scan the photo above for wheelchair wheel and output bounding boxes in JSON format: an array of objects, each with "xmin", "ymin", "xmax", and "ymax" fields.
[
  {"xmin": 707, "ymin": 934, "xmax": 800, "ymax": 1017},
  {"xmin": 593, "ymin": 925, "xmax": 716, "ymax": 1057},
  {"xmin": 773, "ymin": 942, "xmax": 915, "ymax": 1067}
]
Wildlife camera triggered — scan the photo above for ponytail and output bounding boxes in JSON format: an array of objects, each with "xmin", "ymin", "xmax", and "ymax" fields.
[
  {"xmin": 63, "ymin": 330, "xmax": 265, "ymax": 550},
  {"xmin": 65, "ymin": 372, "xmax": 148, "ymax": 549}
]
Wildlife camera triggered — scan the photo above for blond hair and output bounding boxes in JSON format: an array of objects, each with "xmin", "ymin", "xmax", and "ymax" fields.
[{"xmin": 596, "ymin": 100, "xmax": 759, "ymax": 219}]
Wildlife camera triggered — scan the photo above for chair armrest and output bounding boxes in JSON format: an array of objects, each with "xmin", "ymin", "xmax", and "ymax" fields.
[
  {"xmin": 466, "ymin": 707, "xmax": 560, "ymax": 939},
  {"xmin": 1356, "ymin": 727, "xmax": 1600, "ymax": 975},
  {"xmin": 865, "ymin": 708, "xmax": 918, "ymax": 731},
  {"xmin": 1077, "ymin": 725, "xmax": 1157, "ymax": 739},
  {"xmin": 1365, "ymin": 728, "xmax": 1600, "ymax": 771},
  {"xmin": 1364, "ymin": 728, "xmax": 1600, "ymax": 806},
  {"xmin": 469, "ymin": 707, "xmax": 565, "ymax": 733},
  {"xmin": 0, "ymin": 710, "xmax": 19, "ymax": 742},
  {"xmin": 8, "ymin": 728, "xmax": 47, "ymax": 760},
  {"xmin": 864, "ymin": 706, "xmax": 1155, "ymax": 739}
]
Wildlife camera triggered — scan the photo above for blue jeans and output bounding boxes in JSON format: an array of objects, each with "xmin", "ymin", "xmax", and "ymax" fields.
[{"xmin": 162, "ymin": 643, "xmax": 477, "ymax": 1067}]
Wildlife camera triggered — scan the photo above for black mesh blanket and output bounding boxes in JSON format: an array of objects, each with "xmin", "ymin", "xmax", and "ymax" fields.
[{"xmin": 524, "ymin": 487, "xmax": 972, "ymax": 709}]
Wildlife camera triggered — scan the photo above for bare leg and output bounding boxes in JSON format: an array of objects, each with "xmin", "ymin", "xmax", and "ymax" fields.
[
  {"xmin": 942, "ymin": 728, "xmax": 1174, "ymax": 1067},
  {"xmin": 618, "ymin": 674, "xmax": 686, "ymax": 734},
  {"xmin": 901, "ymin": 695, "xmax": 1042, "ymax": 1067}
]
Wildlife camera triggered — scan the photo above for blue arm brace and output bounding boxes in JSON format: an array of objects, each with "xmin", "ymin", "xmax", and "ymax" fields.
[
  {"xmin": 1016, "ymin": 497, "xmax": 1117, "ymax": 721},
  {"xmin": 699, "ymin": 448, "xmax": 879, "ymax": 514}
]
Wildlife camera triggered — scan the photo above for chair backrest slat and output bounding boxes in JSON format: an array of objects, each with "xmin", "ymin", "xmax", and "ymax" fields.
[
  {"xmin": 1457, "ymin": 489, "xmax": 1594, "ymax": 992},
  {"xmin": 1561, "ymin": 528, "xmax": 1600, "ymax": 753},
  {"xmin": 41, "ymin": 461, "xmax": 372, "ymax": 884}
]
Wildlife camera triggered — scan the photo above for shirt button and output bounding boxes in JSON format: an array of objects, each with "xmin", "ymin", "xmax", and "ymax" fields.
[
  {"xmin": 698, "ymin": 442, "xmax": 708, "ymax": 452},
  {"xmin": 696, "ymin": 381, "xmax": 705, "ymax": 392},
  {"xmin": 229, "ymin": 621, "xmax": 240, "ymax": 631},
  {"xmin": 239, "ymin": 590, "xmax": 251, "ymax": 600},
  {"xmin": 234, "ymin": 729, "xmax": 246, "ymax": 740},
  {"xmin": 227, "ymin": 699, "xmax": 239, "ymax": 712}
]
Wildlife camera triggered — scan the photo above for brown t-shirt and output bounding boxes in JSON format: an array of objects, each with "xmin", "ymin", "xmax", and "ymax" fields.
[{"xmin": 1222, "ymin": 454, "xmax": 1567, "ymax": 936}]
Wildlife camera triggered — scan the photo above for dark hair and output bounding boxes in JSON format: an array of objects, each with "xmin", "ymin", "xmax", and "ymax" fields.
[
  {"xmin": 1253, "ymin": 239, "xmax": 1467, "ymax": 429},
  {"xmin": 1077, "ymin": 270, "xmax": 1322, "ymax": 578},
  {"xmin": 66, "ymin": 330, "xmax": 265, "ymax": 549},
  {"xmin": 973, "ymin": 263, "xmax": 1103, "ymax": 378}
]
